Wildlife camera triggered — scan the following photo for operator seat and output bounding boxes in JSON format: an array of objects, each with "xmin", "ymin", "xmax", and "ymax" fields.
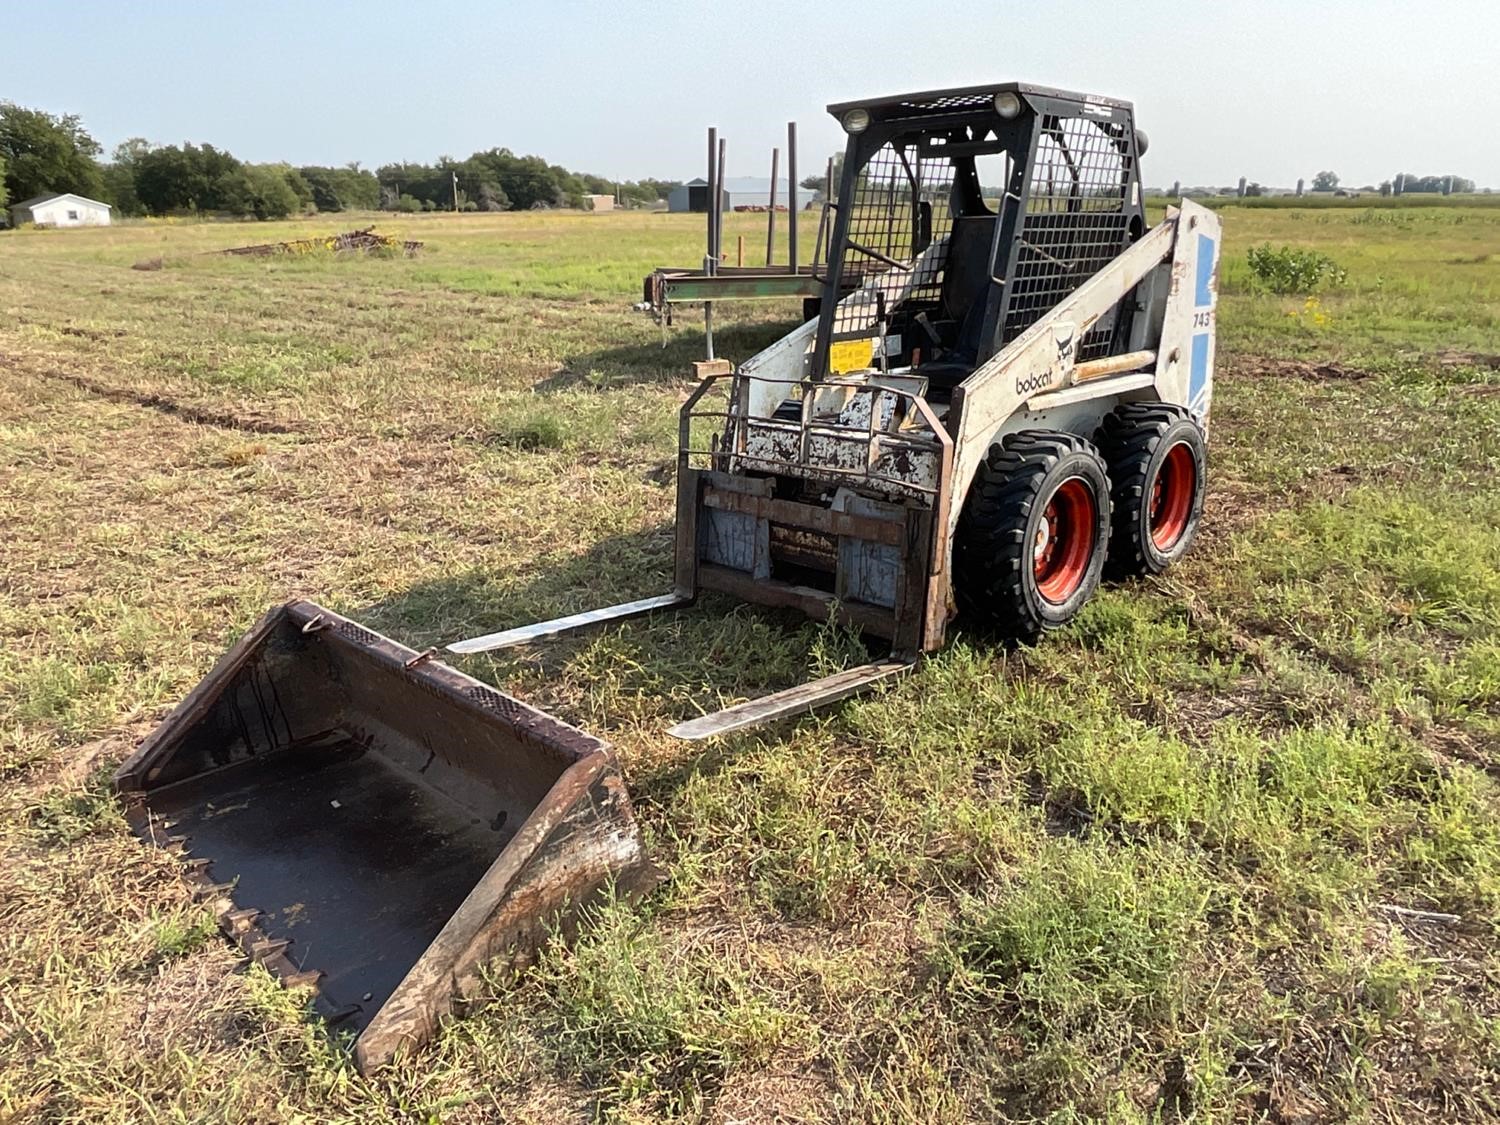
[{"xmin": 915, "ymin": 212, "xmax": 996, "ymax": 390}]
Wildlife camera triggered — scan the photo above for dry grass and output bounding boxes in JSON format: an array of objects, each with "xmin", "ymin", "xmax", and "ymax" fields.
[{"xmin": 2, "ymin": 206, "xmax": 1499, "ymax": 1122}]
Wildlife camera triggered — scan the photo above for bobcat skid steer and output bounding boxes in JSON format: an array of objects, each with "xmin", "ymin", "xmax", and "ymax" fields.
[{"xmin": 451, "ymin": 82, "xmax": 1223, "ymax": 738}]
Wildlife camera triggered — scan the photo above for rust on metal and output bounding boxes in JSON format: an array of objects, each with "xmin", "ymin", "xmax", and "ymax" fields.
[
  {"xmin": 702, "ymin": 486, "xmax": 908, "ymax": 545},
  {"xmin": 769, "ymin": 523, "xmax": 838, "ymax": 570},
  {"xmin": 669, "ymin": 372, "xmax": 957, "ymax": 656},
  {"xmin": 697, "ymin": 563, "xmax": 899, "ymax": 640}
]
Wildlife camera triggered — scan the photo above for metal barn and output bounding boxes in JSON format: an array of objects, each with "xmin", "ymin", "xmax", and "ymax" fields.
[{"xmin": 667, "ymin": 177, "xmax": 782, "ymax": 212}]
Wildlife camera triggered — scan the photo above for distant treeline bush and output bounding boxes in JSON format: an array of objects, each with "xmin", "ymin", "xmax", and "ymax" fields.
[
  {"xmin": 376, "ymin": 151, "xmax": 676, "ymax": 213},
  {"xmin": 1, "ymin": 102, "xmax": 676, "ymax": 222}
]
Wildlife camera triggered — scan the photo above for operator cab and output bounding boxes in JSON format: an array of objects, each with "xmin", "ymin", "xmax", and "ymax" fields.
[{"xmin": 810, "ymin": 83, "xmax": 1149, "ymax": 402}]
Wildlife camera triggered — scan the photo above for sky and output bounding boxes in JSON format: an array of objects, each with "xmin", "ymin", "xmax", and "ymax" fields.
[{"xmin": 2, "ymin": 0, "xmax": 1495, "ymax": 191}]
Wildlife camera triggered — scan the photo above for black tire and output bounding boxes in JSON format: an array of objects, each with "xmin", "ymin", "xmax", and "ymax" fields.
[
  {"xmin": 954, "ymin": 430, "xmax": 1111, "ymax": 643},
  {"xmin": 1095, "ymin": 402, "xmax": 1207, "ymax": 578}
]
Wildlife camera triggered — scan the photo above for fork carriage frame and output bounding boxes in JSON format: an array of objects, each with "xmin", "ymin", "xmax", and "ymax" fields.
[{"xmin": 674, "ymin": 372, "xmax": 955, "ymax": 655}]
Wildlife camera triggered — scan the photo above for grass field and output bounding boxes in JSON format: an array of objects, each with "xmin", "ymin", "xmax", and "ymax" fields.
[{"xmin": 2, "ymin": 203, "xmax": 1498, "ymax": 1123}]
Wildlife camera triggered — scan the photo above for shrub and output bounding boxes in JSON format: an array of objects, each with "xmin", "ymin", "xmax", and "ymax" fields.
[{"xmin": 1246, "ymin": 243, "xmax": 1348, "ymax": 294}]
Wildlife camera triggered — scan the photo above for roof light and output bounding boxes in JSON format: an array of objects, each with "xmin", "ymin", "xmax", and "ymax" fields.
[
  {"xmin": 842, "ymin": 108, "xmax": 871, "ymax": 134},
  {"xmin": 993, "ymin": 91, "xmax": 1023, "ymax": 119}
]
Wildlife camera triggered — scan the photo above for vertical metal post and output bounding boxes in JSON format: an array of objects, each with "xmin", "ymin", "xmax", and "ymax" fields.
[
  {"xmin": 704, "ymin": 127, "xmax": 718, "ymax": 361},
  {"xmin": 705, "ymin": 128, "xmax": 718, "ymax": 261},
  {"xmin": 787, "ymin": 122, "xmax": 798, "ymax": 272},
  {"xmin": 811, "ymin": 136, "xmax": 859, "ymax": 381},
  {"xmin": 883, "ymin": 169, "xmax": 897, "ymax": 257},
  {"xmin": 765, "ymin": 147, "xmax": 779, "ymax": 266},
  {"xmin": 716, "ymin": 137, "xmax": 727, "ymax": 262},
  {"xmin": 709, "ymin": 136, "xmax": 727, "ymax": 360}
]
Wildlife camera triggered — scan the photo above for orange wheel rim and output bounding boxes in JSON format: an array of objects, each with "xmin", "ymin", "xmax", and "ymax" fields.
[
  {"xmin": 1034, "ymin": 477, "xmax": 1097, "ymax": 603},
  {"xmin": 1150, "ymin": 443, "xmax": 1196, "ymax": 550}
]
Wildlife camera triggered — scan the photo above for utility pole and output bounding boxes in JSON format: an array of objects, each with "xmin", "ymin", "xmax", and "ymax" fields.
[{"xmin": 452, "ymin": 170, "xmax": 459, "ymax": 213}]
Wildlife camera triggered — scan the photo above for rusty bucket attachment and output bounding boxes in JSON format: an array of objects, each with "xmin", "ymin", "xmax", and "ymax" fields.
[{"xmin": 114, "ymin": 600, "xmax": 652, "ymax": 1073}]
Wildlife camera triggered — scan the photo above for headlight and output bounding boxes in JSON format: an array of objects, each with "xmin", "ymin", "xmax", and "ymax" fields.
[
  {"xmin": 993, "ymin": 91, "xmax": 1023, "ymax": 119},
  {"xmin": 1135, "ymin": 129, "xmax": 1150, "ymax": 156},
  {"xmin": 842, "ymin": 108, "xmax": 871, "ymax": 134}
]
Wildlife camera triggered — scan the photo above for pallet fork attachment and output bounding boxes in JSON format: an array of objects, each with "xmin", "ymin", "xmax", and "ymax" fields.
[
  {"xmin": 446, "ymin": 593, "xmax": 690, "ymax": 655},
  {"xmin": 667, "ymin": 657, "xmax": 914, "ymax": 740},
  {"xmin": 447, "ymin": 599, "xmax": 914, "ymax": 740}
]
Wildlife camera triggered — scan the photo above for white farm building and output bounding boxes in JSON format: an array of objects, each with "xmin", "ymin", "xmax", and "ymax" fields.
[{"xmin": 9, "ymin": 192, "xmax": 113, "ymax": 228}]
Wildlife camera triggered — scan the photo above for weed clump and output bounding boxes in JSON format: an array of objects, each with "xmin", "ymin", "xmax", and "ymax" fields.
[
  {"xmin": 489, "ymin": 408, "xmax": 567, "ymax": 451},
  {"xmin": 1247, "ymin": 243, "xmax": 1348, "ymax": 294},
  {"xmin": 934, "ymin": 841, "xmax": 1213, "ymax": 1098},
  {"xmin": 937, "ymin": 843, "xmax": 1207, "ymax": 1018}
]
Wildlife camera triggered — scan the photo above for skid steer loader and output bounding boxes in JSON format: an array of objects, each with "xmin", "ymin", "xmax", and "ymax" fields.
[
  {"xmin": 117, "ymin": 82, "xmax": 1220, "ymax": 1072},
  {"xmin": 452, "ymin": 82, "xmax": 1222, "ymax": 738}
]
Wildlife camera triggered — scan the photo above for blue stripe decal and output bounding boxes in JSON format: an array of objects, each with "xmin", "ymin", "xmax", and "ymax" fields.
[
  {"xmin": 1195, "ymin": 234, "xmax": 1216, "ymax": 307},
  {"xmin": 1189, "ymin": 331, "xmax": 1211, "ymax": 406}
]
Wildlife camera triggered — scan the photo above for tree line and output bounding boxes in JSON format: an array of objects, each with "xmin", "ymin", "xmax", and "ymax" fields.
[
  {"xmin": 375, "ymin": 151, "xmax": 675, "ymax": 213},
  {"xmin": 1316, "ymin": 170, "xmax": 1481, "ymax": 197},
  {"xmin": 1, "ymin": 102, "xmax": 677, "ymax": 221}
]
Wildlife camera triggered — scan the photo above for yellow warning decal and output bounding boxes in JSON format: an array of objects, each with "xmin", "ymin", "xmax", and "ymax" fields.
[{"xmin": 828, "ymin": 338, "xmax": 874, "ymax": 374}]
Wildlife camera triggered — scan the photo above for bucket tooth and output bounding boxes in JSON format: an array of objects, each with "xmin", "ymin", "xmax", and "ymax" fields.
[
  {"xmin": 223, "ymin": 908, "xmax": 261, "ymax": 934},
  {"xmin": 323, "ymin": 1003, "xmax": 364, "ymax": 1026},
  {"xmin": 249, "ymin": 938, "xmax": 292, "ymax": 963},
  {"xmin": 114, "ymin": 600, "xmax": 653, "ymax": 1074}
]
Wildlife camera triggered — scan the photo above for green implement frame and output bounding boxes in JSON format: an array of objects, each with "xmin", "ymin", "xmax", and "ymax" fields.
[{"xmin": 646, "ymin": 264, "xmax": 827, "ymax": 308}]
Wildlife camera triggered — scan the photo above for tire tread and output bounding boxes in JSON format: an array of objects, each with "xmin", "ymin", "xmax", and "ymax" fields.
[
  {"xmin": 955, "ymin": 430, "xmax": 1107, "ymax": 641},
  {"xmin": 1095, "ymin": 402, "xmax": 1203, "ymax": 577}
]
